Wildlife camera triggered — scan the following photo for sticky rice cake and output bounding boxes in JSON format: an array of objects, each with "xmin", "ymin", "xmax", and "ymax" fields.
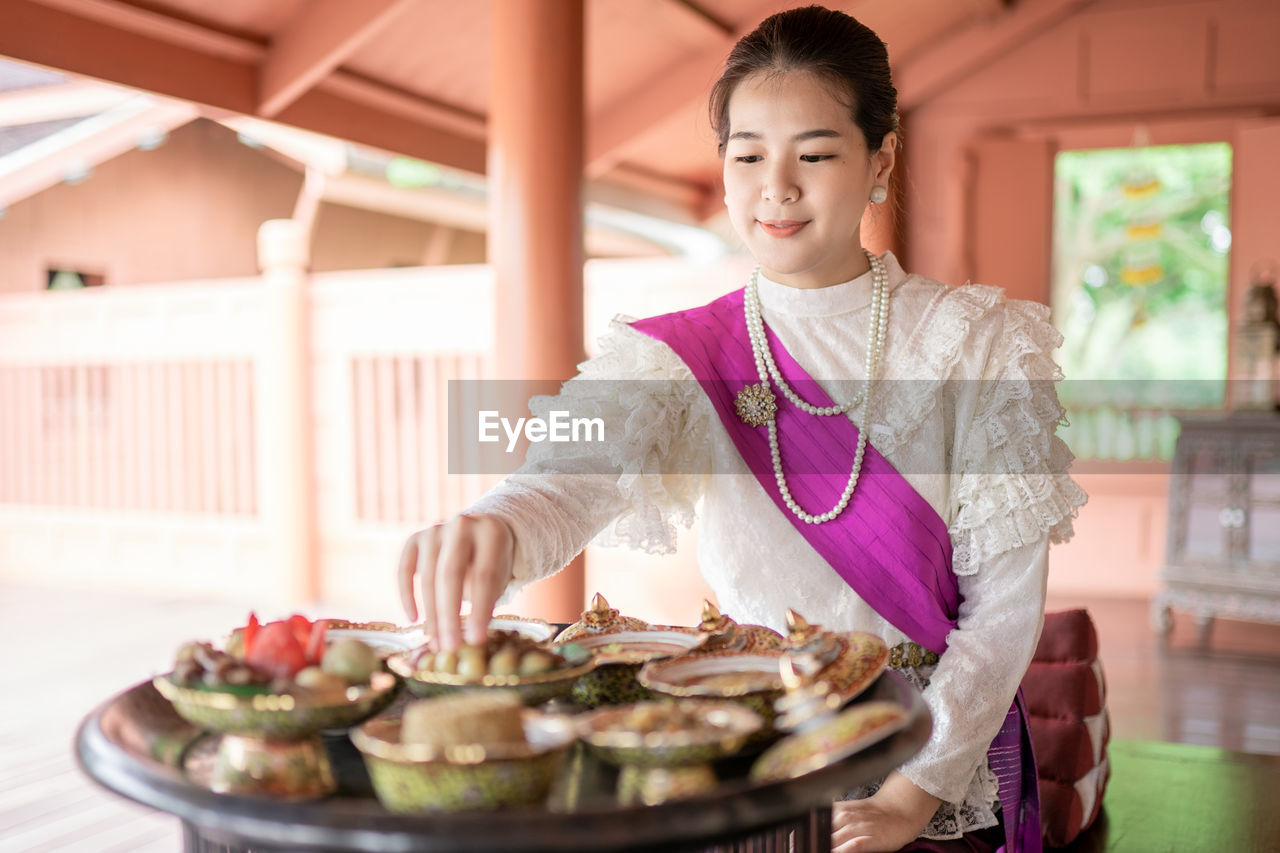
[{"xmin": 400, "ymin": 690, "xmax": 527, "ymax": 747}]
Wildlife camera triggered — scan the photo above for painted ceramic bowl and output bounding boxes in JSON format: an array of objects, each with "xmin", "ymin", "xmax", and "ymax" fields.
[
  {"xmin": 749, "ymin": 700, "xmax": 910, "ymax": 782},
  {"xmin": 322, "ymin": 620, "xmax": 425, "ymax": 656},
  {"xmin": 396, "ymin": 615, "xmax": 557, "ymax": 646},
  {"xmin": 351, "ymin": 711, "xmax": 577, "ymax": 813},
  {"xmin": 386, "ymin": 648, "xmax": 596, "ymax": 706},
  {"xmin": 637, "ymin": 649, "xmax": 786, "ymax": 730},
  {"xmin": 153, "ymin": 670, "xmax": 400, "ymax": 739},
  {"xmin": 578, "ymin": 699, "xmax": 764, "ymax": 768},
  {"xmin": 489, "ymin": 614, "xmax": 557, "ymax": 643},
  {"xmin": 799, "ymin": 631, "xmax": 890, "ymax": 697},
  {"xmin": 568, "ymin": 629, "xmax": 707, "ymax": 707}
]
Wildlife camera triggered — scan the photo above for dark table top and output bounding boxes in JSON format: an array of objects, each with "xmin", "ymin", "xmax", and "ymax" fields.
[{"xmin": 76, "ymin": 670, "xmax": 931, "ymax": 853}]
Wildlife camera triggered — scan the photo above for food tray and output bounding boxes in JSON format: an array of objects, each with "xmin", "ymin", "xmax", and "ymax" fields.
[{"xmin": 76, "ymin": 670, "xmax": 930, "ymax": 852}]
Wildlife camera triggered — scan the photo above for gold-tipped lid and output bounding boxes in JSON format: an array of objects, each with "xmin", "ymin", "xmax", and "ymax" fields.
[
  {"xmin": 582, "ymin": 593, "xmax": 621, "ymax": 626},
  {"xmin": 784, "ymin": 609, "xmax": 821, "ymax": 645},
  {"xmin": 699, "ymin": 599, "xmax": 735, "ymax": 630},
  {"xmin": 578, "ymin": 591, "xmax": 622, "ymax": 630}
]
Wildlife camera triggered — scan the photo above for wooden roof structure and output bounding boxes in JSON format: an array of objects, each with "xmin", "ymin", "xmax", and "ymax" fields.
[{"xmin": 0, "ymin": 0, "xmax": 1086, "ymax": 224}]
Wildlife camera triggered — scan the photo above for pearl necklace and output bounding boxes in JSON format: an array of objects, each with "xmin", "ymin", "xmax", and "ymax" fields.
[{"xmin": 735, "ymin": 250, "xmax": 889, "ymax": 525}]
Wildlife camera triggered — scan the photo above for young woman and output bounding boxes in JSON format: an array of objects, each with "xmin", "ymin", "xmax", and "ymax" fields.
[{"xmin": 398, "ymin": 7, "xmax": 1084, "ymax": 852}]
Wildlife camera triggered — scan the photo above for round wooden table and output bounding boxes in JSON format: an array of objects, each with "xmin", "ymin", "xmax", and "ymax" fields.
[{"xmin": 76, "ymin": 670, "xmax": 930, "ymax": 853}]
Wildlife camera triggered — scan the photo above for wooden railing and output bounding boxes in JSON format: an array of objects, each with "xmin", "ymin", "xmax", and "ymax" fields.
[
  {"xmin": 1060, "ymin": 404, "xmax": 1185, "ymax": 463},
  {"xmin": 0, "ymin": 279, "xmax": 264, "ymax": 515},
  {"xmin": 0, "ymin": 360, "xmax": 256, "ymax": 514},
  {"xmin": 0, "ymin": 257, "xmax": 738, "ymax": 606}
]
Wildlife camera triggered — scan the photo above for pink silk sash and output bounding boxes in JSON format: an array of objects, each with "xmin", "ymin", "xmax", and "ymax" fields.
[
  {"xmin": 631, "ymin": 289, "xmax": 959, "ymax": 652},
  {"xmin": 630, "ymin": 287, "xmax": 1041, "ymax": 853}
]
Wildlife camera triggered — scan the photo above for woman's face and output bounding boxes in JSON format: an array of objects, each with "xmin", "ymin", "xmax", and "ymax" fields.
[{"xmin": 722, "ymin": 71, "xmax": 895, "ymax": 289}]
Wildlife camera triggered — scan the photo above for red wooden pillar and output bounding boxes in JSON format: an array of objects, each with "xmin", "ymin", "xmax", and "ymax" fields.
[{"xmin": 488, "ymin": 0, "xmax": 586, "ymax": 623}]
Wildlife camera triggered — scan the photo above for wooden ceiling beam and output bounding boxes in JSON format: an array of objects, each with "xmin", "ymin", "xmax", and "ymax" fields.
[
  {"xmin": 895, "ymin": 0, "xmax": 1097, "ymax": 109},
  {"xmin": 585, "ymin": 41, "xmax": 731, "ymax": 178},
  {"xmin": 272, "ymin": 85, "xmax": 486, "ymax": 173},
  {"xmin": 0, "ymin": 80, "xmax": 133, "ymax": 126},
  {"xmin": 5, "ymin": 0, "xmax": 259, "ymax": 113},
  {"xmin": 2, "ymin": 0, "xmax": 486, "ymax": 173},
  {"xmin": 9, "ymin": 0, "xmax": 707, "ymax": 218},
  {"xmin": 584, "ymin": 0, "xmax": 807, "ymax": 177},
  {"xmin": 0, "ymin": 99, "xmax": 198, "ymax": 209},
  {"xmin": 258, "ymin": 0, "xmax": 417, "ymax": 117},
  {"xmin": 318, "ymin": 73, "xmax": 485, "ymax": 142},
  {"xmin": 668, "ymin": 0, "xmax": 736, "ymax": 39},
  {"xmin": 27, "ymin": 0, "xmax": 264, "ymax": 62}
]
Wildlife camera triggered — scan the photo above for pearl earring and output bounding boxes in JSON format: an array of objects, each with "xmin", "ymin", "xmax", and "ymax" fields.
[{"xmin": 869, "ymin": 185, "xmax": 888, "ymax": 204}]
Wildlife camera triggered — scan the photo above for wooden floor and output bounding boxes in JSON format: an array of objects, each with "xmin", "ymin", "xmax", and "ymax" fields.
[
  {"xmin": 1, "ymin": 584, "xmax": 1278, "ymax": 852},
  {"xmin": 1046, "ymin": 593, "xmax": 1280, "ymax": 755}
]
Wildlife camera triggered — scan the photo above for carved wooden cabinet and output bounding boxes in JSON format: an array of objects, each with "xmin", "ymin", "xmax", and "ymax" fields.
[{"xmin": 1154, "ymin": 414, "xmax": 1280, "ymax": 637}]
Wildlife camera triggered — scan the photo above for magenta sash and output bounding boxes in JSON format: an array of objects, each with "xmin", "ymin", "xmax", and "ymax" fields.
[{"xmin": 631, "ymin": 289, "xmax": 1041, "ymax": 853}]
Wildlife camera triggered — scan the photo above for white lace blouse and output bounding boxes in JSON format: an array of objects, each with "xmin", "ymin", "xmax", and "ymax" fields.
[{"xmin": 466, "ymin": 251, "xmax": 1086, "ymax": 839}]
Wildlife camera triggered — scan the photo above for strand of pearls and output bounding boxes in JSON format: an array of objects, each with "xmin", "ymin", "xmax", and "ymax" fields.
[{"xmin": 744, "ymin": 250, "xmax": 889, "ymax": 524}]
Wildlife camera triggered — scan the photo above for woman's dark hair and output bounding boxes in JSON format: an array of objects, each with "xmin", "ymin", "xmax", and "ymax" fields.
[{"xmin": 709, "ymin": 5, "xmax": 899, "ymax": 154}]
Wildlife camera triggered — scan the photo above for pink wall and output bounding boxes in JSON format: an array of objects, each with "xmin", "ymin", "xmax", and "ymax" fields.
[
  {"xmin": 0, "ymin": 118, "xmax": 487, "ymax": 293},
  {"xmin": 310, "ymin": 204, "xmax": 485, "ymax": 272},
  {"xmin": 0, "ymin": 120, "xmax": 297, "ymax": 290},
  {"xmin": 903, "ymin": 0, "xmax": 1280, "ymax": 301},
  {"xmin": 900, "ymin": 0, "xmax": 1280, "ymax": 597}
]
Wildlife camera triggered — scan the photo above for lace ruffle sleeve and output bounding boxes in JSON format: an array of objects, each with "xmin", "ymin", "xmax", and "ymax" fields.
[
  {"xmin": 464, "ymin": 320, "xmax": 713, "ymax": 591},
  {"xmin": 948, "ymin": 297, "xmax": 1088, "ymax": 576}
]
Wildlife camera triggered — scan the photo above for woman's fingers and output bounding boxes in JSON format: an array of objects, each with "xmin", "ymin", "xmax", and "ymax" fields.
[
  {"xmin": 831, "ymin": 801, "xmax": 883, "ymax": 853},
  {"xmin": 463, "ymin": 516, "xmax": 514, "ymax": 646},
  {"xmin": 396, "ymin": 534, "xmax": 421, "ymax": 623},
  {"xmin": 397, "ymin": 515, "xmax": 515, "ymax": 652},
  {"xmin": 416, "ymin": 526, "xmax": 444, "ymax": 642},
  {"xmin": 830, "ymin": 796, "xmax": 926, "ymax": 853},
  {"xmin": 831, "ymin": 826, "xmax": 874, "ymax": 853},
  {"xmin": 396, "ymin": 525, "xmax": 444, "ymax": 636},
  {"xmin": 434, "ymin": 515, "xmax": 474, "ymax": 651},
  {"xmin": 832, "ymin": 821, "xmax": 869, "ymax": 850}
]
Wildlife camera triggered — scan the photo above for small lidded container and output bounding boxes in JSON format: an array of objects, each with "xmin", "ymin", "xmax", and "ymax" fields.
[
  {"xmin": 555, "ymin": 592, "xmax": 651, "ymax": 642},
  {"xmin": 695, "ymin": 600, "xmax": 786, "ymax": 654}
]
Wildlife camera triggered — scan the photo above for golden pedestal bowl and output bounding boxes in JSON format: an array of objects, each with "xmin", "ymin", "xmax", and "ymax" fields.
[
  {"xmin": 579, "ymin": 699, "xmax": 763, "ymax": 805},
  {"xmin": 153, "ymin": 670, "xmax": 399, "ymax": 799},
  {"xmin": 386, "ymin": 650, "xmax": 596, "ymax": 706}
]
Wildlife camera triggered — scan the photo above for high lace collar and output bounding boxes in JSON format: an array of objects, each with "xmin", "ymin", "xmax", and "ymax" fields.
[{"xmin": 756, "ymin": 251, "xmax": 905, "ymax": 317}]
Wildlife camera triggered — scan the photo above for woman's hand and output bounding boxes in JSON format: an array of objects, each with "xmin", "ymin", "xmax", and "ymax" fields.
[
  {"xmin": 397, "ymin": 514, "xmax": 515, "ymax": 651},
  {"xmin": 831, "ymin": 771, "xmax": 942, "ymax": 853}
]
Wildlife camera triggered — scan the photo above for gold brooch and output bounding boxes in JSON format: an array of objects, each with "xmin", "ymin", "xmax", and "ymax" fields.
[{"xmin": 735, "ymin": 381, "xmax": 777, "ymax": 427}]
